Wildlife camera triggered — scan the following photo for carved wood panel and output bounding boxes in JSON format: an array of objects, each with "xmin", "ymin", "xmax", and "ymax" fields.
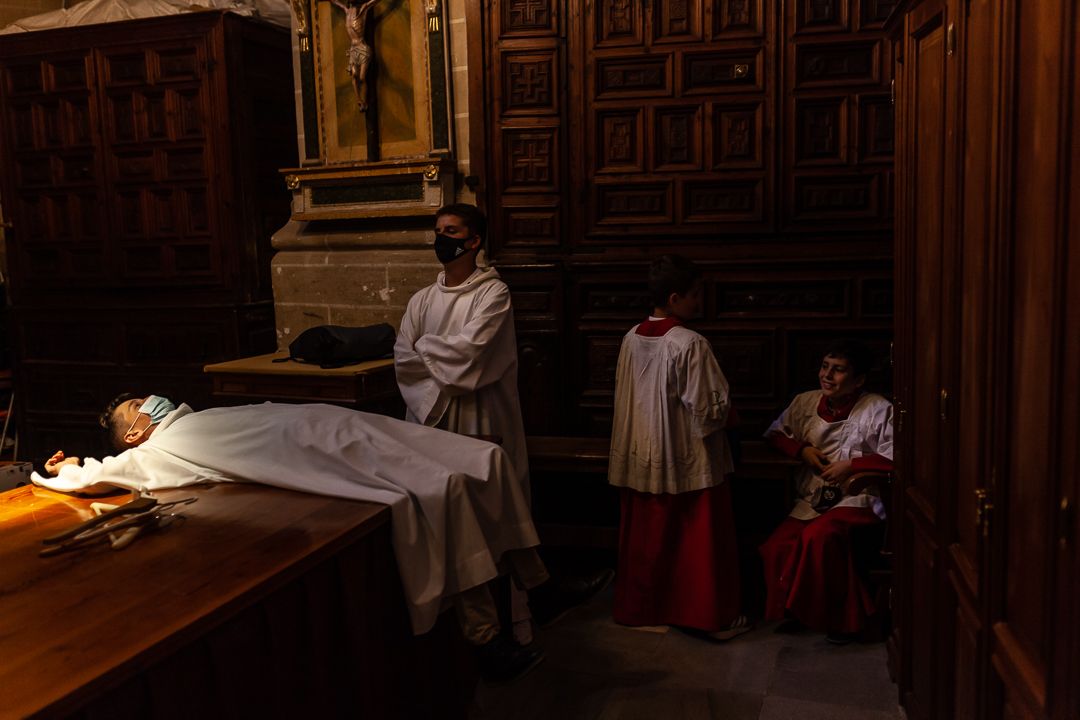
[
  {"xmin": 574, "ymin": 1, "xmax": 775, "ymax": 241},
  {"xmin": 2, "ymin": 51, "xmax": 107, "ymax": 285},
  {"xmin": 477, "ymin": 0, "xmax": 893, "ymax": 437},
  {"xmin": 783, "ymin": 0, "xmax": 892, "ymax": 231},
  {"xmin": 487, "ymin": 0, "xmax": 566, "ymax": 251},
  {"xmin": 567, "ymin": 263, "xmax": 891, "ymax": 435}
]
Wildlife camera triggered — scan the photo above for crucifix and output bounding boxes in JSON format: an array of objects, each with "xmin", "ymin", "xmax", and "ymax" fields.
[{"xmin": 330, "ymin": 0, "xmax": 380, "ymax": 112}]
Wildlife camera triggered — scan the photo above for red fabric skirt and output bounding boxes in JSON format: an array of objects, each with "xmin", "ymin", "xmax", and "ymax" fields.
[
  {"xmin": 759, "ymin": 506, "xmax": 881, "ymax": 633},
  {"xmin": 613, "ymin": 483, "xmax": 741, "ymax": 631}
]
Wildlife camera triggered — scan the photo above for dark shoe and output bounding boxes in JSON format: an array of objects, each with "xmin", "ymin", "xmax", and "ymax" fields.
[
  {"xmin": 826, "ymin": 631, "xmax": 858, "ymax": 646},
  {"xmin": 529, "ymin": 568, "xmax": 615, "ymax": 627},
  {"xmin": 476, "ymin": 635, "xmax": 545, "ymax": 683}
]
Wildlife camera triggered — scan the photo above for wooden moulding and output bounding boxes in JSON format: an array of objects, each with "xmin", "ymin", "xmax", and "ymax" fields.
[{"xmin": 280, "ymin": 157, "xmax": 457, "ymax": 220}]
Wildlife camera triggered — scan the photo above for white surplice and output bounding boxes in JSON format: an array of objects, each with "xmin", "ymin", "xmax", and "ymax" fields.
[
  {"xmin": 608, "ymin": 325, "xmax": 734, "ymax": 495},
  {"xmin": 765, "ymin": 390, "xmax": 894, "ymax": 520},
  {"xmin": 31, "ymin": 403, "xmax": 540, "ymax": 635},
  {"xmin": 394, "ymin": 266, "xmax": 529, "ymax": 497}
]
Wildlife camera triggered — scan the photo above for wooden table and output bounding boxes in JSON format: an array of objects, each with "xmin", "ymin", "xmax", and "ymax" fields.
[
  {"xmin": 203, "ymin": 351, "xmax": 403, "ymax": 415},
  {"xmin": 0, "ymin": 483, "xmax": 473, "ymax": 719}
]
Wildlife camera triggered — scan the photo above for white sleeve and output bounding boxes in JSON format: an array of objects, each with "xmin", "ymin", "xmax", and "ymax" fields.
[
  {"xmin": 412, "ymin": 283, "xmax": 517, "ymax": 397},
  {"xmin": 394, "ymin": 296, "xmax": 445, "ymax": 424},
  {"xmin": 31, "ymin": 454, "xmax": 134, "ymax": 495},
  {"xmin": 866, "ymin": 401, "xmax": 894, "ymax": 460},
  {"xmin": 678, "ymin": 337, "xmax": 730, "ymax": 439}
]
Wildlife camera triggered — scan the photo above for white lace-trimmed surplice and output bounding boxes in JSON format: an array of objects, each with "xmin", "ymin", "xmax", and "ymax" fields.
[
  {"xmin": 608, "ymin": 325, "xmax": 734, "ymax": 495},
  {"xmin": 31, "ymin": 403, "xmax": 540, "ymax": 635},
  {"xmin": 765, "ymin": 390, "xmax": 894, "ymax": 520},
  {"xmin": 394, "ymin": 266, "xmax": 530, "ymax": 498}
]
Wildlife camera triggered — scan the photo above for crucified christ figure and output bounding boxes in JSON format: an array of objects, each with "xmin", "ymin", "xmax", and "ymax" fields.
[{"xmin": 331, "ymin": 0, "xmax": 380, "ymax": 111}]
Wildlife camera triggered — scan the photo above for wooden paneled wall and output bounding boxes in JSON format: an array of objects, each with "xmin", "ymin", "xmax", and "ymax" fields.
[
  {"xmin": 0, "ymin": 13, "xmax": 297, "ymax": 460},
  {"xmin": 471, "ymin": 0, "xmax": 897, "ymax": 437}
]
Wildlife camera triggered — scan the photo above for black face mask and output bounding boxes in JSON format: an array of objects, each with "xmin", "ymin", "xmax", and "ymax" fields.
[{"xmin": 434, "ymin": 233, "xmax": 471, "ymax": 263}]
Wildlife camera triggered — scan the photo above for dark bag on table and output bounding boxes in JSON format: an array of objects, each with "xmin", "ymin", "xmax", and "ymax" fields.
[{"xmin": 274, "ymin": 323, "xmax": 396, "ymax": 369}]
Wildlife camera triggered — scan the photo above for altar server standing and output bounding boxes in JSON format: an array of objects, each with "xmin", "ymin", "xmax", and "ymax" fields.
[
  {"xmin": 608, "ymin": 255, "xmax": 750, "ymax": 639},
  {"xmin": 394, "ymin": 204, "xmax": 529, "ymax": 499}
]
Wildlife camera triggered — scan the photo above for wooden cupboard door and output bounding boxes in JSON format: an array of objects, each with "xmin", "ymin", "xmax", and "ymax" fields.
[
  {"xmin": 0, "ymin": 51, "xmax": 108, "ymax": 290},
  {"xmin": 895, "ymin": 1, "xmax": 953, "ymax": 718},
  {"xmin": 990, "ymin": 2, "xmax": 1073, "ymax": 718},
  {"xmin": 96, "ymin": 36, "xmax": 223, "ymax": 285},
  {"xmin": 946, "ymin": 0, "xmax": 1000, "ymax": 717}
]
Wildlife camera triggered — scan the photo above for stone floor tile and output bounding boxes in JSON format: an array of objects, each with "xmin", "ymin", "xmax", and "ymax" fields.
[
  {"xmin": 758, "ymin": 695, "xmax": 903, "ymax": 720},
  {"xmin": 647, "ymin": 626, "xmax": 787, "ymax": 695},
  {"xmin": 596, "ymin": 687, "xmax": 762, "ymax": 720},
  {"xmin": 766, "ymin": 641, "xmax": 899, "ymax": 713}
]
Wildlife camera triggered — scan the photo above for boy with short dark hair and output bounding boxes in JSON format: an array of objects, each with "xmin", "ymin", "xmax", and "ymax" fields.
[
  {"xmin": 760, "ymin": 340, "xmax": 893, "ymax": 642},
  {"xmin": 608, "ymin": 254, "xmax": 749, "ymax": 639}
]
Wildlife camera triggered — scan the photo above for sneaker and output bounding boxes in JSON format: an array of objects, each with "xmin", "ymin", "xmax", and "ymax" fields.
[
  {"xmin": 476, "ymin": 635, "xmax": 545, "ymax": 683},
  {"xmin": 529, "ymin": 568, "xmax": 615, "ymax": 627},
  {"xmin": 709, "ymin": 615, "xmax": 753, "ymax": 641}
]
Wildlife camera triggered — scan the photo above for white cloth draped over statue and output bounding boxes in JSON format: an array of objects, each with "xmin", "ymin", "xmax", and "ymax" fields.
[
  {"xmin": 394, "ymin": 267, "xmax": 530, "ymax": 499},
  {"xmin": 31, "ymin": 403, "xmax": 540, "ymax": 635}
]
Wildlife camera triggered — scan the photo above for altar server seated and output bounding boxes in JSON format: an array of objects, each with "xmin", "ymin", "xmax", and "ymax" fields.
[{"xmin": 759, "ymin": 341, "xmax": 893, "ymax": 643}]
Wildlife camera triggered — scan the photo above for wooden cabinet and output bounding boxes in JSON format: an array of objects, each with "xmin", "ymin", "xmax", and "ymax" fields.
[
  {"xmin": 892, "ymin": 0, "xmax": 1080, "ymax": 718},
  {"xmin": 0, "ymin": 12, "xmax": 298, "ymax": 461},
  {"xmin": 473, "ymin": 0, "xmax": 897, "ymax": 439}
]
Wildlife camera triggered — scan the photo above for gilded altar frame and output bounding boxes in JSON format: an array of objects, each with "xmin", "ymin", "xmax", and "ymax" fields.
[{"xmin": 284, "ymin": 0, "xmax": 456, "ymax": 219}]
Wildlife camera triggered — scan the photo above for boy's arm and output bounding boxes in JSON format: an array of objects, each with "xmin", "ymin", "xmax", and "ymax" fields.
[
  {"xmin": 764, "ymin": 398, "xmax": 810, "ymax": 458},
  {"xmin": 851, "ymin": 401, "xmax": 895, "ymax": 472},
  {"xmin": 678, "ymin": 338, "xmax": 731, "ymax": 438},
  {"xmin": 32, "ymin": 455, "xmax": 122, "ymax": 496},
  {"xmin": 411, "ymin": 284, "xmax": 517, "ymax": 396}
]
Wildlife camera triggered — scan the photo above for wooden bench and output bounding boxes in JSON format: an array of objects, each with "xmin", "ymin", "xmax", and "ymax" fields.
[{"xmin": 525, "ymin": 436, "xmax": 803, "ymax": 549}]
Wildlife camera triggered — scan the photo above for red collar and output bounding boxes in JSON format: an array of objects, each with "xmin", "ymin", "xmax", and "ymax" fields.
[
  {"xmin": 816, "ymin": 391, "xmax": 863, "ymax": 422},
  {"xmin": 635, "ymin": 316, "xmax": 683, "ymax": 337}
]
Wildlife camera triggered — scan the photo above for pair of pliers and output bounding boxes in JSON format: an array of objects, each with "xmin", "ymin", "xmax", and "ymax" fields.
[{"xmin": 40, "ymin": 495, "xmax": 196, "ymax": 556}]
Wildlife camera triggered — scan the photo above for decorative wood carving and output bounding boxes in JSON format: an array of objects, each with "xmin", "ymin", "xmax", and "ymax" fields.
[
  {"xmin": 505, "ymin": 129, "xmax": 558, "ymax": 189},
  {"xmin": 597, "ymin": 57, "xmax": 669, "ymax": 96},
  {"xmin": 504, "ymin": 0, "xmax": 555, "ymax": 34},
  {"xmin": 503, "ymin": 52, "xmax": 557, "ymax": 115}
]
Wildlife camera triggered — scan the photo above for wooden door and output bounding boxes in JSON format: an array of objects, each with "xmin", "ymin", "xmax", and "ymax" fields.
[
  {"xmin": 946, "ymin": 0, "xmax": 999, "ymax": 716},
  {"xmin": 894, "ymin": 0, "xmax": 956, "ymax": 717},
  {"xmin": 989, "ymin": 2, "xmax": 1075, "ymax": 717}
]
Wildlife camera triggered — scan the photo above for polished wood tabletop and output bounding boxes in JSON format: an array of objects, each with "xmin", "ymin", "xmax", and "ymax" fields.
[
  {"xmin": 203, "ymin": 351, "xmax": 393, "ymax": 377},
  {"xmin": 0, "ymin": 483, "xmax": 389, "ymax": 719}
]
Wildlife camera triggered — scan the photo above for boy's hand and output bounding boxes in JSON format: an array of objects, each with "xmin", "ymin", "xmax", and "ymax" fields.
[
  {"xmin": 44, "ymin": 450, "xmax": 81, "ymax": 476},
  {"xmin": 799, "ymin": 446, "xmax": 830, "ymax": 473},
  {"xmin": 820, "ymin": 459, "xmax": 854, "ymax": 485}
]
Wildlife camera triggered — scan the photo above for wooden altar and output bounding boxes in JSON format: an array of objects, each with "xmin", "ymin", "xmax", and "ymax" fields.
[{"xmin": 0, "ymin": 483, "xmax": 475, "ymax": 719}]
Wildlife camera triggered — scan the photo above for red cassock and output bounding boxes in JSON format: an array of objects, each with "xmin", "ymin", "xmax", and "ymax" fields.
[
  {"xmin": 759, "ymin": 506, "xmax": 880, "ymax": 633},
  {"xmin": 614, "ymin": 483, "xmax": 742, "ymax": 631},
  {"xmin": 759, "ymin": 390, "xmax": 894, "ymax": 633}
]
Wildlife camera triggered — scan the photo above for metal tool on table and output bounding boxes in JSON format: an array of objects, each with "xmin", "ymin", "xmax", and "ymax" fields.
[{"xmin": 40, "ymin": 494, "xmax": 197, "ymax": 557}]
